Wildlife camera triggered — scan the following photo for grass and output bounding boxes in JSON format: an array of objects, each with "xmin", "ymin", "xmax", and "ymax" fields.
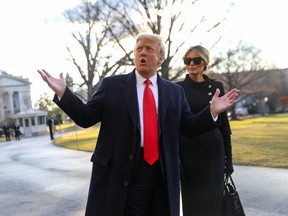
[
  {"xmin": 5, "ymin": 113, "xmax": 285, "ymax": 169},
  {"xmin": 53, "ymin": 123, "xmax": 99, "ymax": 152},
  {"xmin": 53, "ymin": 114, "xmax": 288, "ymax": 168},
  {"xmin": 230, "ymin": 113, "xmax": 288, "ymax": 168}
]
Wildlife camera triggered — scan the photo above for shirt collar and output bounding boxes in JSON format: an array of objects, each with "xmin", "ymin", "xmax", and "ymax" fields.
[{"xmin": 135, "ymin": 70, "xmax": 158, "ymax": 86}]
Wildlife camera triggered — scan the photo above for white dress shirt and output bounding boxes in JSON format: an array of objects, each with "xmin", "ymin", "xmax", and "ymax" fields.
[
  {"xmin": 135, "ymin": 71, "xmax": 158, "ymax": 147},
  {"xmin": 135, "ymin": 70, "xmax": 217, "ymax": 147}
]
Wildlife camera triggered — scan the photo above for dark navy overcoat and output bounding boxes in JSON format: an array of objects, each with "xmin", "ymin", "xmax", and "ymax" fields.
[{"xmin": 54, "ymin": 70, "xmax": 217, "ymax": 216}]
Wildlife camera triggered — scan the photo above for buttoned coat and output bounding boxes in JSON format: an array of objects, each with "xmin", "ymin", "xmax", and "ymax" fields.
[
  {"xmin": 54, "ymin": 70, "xmax": 217, "ymax": 216},
  {"xmin": 177, "ymin": 74, "xmax": 232, "ymax": 216}
]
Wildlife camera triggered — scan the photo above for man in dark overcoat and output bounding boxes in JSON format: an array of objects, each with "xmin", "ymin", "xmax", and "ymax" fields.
[{"xmin": 37, "ymin": 33, "xmax": 239, "ymax": 216}]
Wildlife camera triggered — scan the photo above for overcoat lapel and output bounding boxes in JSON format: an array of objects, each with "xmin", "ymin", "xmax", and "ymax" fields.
[
  {"xmin": 120, "ymin": 72, "xmax": 172, "ymax": 137},
  {"xmin": 121, "ymin": 71, "xmax": 140, "ymax": 132},
  {"xmin": 156, "ymin": 75, "xmax": 173, "ymax": 187},
  {"xmin": 157, "ymin": 75, "xmax": 172, "ymax": 133}
]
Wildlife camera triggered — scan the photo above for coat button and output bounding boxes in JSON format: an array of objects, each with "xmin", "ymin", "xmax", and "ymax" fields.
[
  {"xmin": 123, "ymin": 181, "xmax": 129, "ymax": 187},
  {"xmin": 208, "ymin": 92, "xmax": 212, "ymax": 95},
  {"xmin": 208, "ymin": 85, "xmax": 212, "ymax": 88},
  {"xmin": 129, "ymin": 154, "xmax": 134, "ymax": 160}
]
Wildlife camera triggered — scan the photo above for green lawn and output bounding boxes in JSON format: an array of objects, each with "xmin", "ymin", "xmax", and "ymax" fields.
[
  {"xmin": 54, "ymin": 113, "xmax": 288, "ymax": 169},
  {"xmin": 230, "ymin": 113, "xmax": 288, "ymax": 168},
  {"xmin": 53, "ymin": 122, "xmax": 99, "ymax": 152}
]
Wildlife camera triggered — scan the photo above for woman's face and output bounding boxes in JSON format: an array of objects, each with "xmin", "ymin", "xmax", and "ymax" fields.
[{"xmin": 184, "ymin": 50, "xmax": 206, "ymax": 76}]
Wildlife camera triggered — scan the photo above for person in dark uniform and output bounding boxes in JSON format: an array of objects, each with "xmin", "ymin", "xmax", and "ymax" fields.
[
  {"xmin": 13, "ymin": 123, "xmax": 21, "ymax": 140},
  {"xmin": 2, "ymin": 122, "xmax": 11, "ymax": 141},
  {"xmin": 177, "ymin": 45, "xmax": 234, "ymax": 216},
  {"xmin": 47, "ymin": 118, "xmax": 55, "ymax": 140}
]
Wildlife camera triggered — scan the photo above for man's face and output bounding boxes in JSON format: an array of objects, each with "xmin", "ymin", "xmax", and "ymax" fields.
[{"xmin": 134, "ymin": 38, "xmax": 162, "ymax": 78}]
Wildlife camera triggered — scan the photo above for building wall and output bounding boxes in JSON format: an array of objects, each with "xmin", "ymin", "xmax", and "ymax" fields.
[
  {"xmin": 0, "ymin": 71, "xmax": 32, "ymax": 121},
  {"xmin": 0, "ymin": 70, "xmax": 47, "ymax": 136}
]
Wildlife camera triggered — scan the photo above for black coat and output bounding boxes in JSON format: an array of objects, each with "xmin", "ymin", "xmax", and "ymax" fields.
[
  {"xmin": 177, "ymin": 74, "xmax": 232, "ymax": 216},
  {"xmin": 3, "ymin": 124, "xmax": 10, "ymax": 136},
  {"xmin": 54, "ymin": 70, "xmax": 218, "ymax": 216},
  {"xmin": 14, "ymin": 124, "xmax": 21, "ymax": 137}
]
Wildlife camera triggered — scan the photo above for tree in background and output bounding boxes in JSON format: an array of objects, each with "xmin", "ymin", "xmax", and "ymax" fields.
[
  {"xmin": 63, "ymin": 0, "xmax": 134, "ymax": 100},
  {"xmin": 34, "ymin": 93, "xmax": 63, "ymax": 124},
  {"xmin": 63, "ymin": 0, "xmax": 233, "ymax": 101},
  {"xmin": 103, "ymin": 0, "xmax": 233, "ymax": 80},
  {"xmin": 278, "ymin": 96, "xmax": 288, "ymax": 111},
  {"xmin": 209, "ymin": 41, "xmax": 277, "ymax": 119},
  {"xmin": 61, "ymin": 0, "xmax": 280, "ymax": 117}
]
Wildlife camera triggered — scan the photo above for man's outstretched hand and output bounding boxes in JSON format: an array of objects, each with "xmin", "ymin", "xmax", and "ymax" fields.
[
  {"xmin": 37, "ymin": 69, "xmax": 66, "ymax": 98},
  {"xmin": 210, "ymin": 88, "xmax": 240, "ymax": 117}
]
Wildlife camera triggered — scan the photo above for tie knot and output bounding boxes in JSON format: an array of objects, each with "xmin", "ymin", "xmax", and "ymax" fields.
[{"xmin": 144, "ymin": 79, "xmax": 151, "ymax": 86}]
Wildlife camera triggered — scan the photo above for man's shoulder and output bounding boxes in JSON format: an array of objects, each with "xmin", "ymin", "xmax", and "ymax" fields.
[
  {"xmin": 105, "ymin": 74, "xmax": 128, "ymax": 80},
  {"xmin": 160, "ymin": 77, "xmax": 183, "ymax": 90},
  {"xmin": 103, "ymin": 71, "xmax": 134, "ymax": 83}
]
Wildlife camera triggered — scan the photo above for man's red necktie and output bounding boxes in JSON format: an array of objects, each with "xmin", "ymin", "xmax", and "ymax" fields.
[{"xmin": 143, "ymin": 79, "xmax": 159, "ymax": 165}]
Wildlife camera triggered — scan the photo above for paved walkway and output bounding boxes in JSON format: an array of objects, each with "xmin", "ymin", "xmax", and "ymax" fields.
[{"xmin": 0, "ymin": 135, "xmax": 288, "ymax": 216}]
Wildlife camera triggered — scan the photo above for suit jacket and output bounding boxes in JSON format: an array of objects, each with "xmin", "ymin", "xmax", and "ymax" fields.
[
  {"xmin": 3, "ymin": 124, "xmax": 10, "ymax": 135},
  {"xmin": 54, "ymin": 70, "xmax": 218, "ymax": 216}
]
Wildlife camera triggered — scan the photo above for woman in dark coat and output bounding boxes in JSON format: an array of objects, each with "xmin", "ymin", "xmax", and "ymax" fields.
[{"xmin": 177, "ymin": 45, "xmax": 234, "ymax": 216}]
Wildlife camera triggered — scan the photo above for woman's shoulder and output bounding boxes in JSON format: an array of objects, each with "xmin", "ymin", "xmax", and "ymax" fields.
[{"xmin": 204, "ymin": 74, "xmax": 223, "ymax": 86}]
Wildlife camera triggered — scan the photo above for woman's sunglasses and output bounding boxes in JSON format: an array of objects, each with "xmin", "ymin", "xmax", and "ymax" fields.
[{"xmin": 183, "ymin": 57, "xmax": 203, "ymax": 65}]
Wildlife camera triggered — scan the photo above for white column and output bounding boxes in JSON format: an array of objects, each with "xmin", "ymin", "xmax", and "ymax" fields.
[
  {"xmin": 8, "ymin": 91, "xmax": 14, "ymax": 114},
  {"xmin": 0, "ymin": 92, "xmax": 4, "ymax": 121}
]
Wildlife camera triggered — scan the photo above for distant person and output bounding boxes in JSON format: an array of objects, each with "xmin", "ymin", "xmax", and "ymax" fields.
[
  {"xmin": 177, "ymin": 45, "xmax": 234, "ymax": 216},
  {"xmin": 2, "ymin": 122, "xmax": 11, "ymax": 142},
  {"xmin": 47, "ymin": 118, "xmax": 55, "ymax": 140},
  {"xmin": 13, "ymin": 123, "xmax": 21, "ymax": 141},
  {"xmin": 37, "ymin": 33, "xmax": 239, "ymax": 216}
]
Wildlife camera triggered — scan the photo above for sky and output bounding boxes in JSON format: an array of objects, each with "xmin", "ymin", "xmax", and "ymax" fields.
[{"xmin": 0, "ymin": 0, "xmax": 287, "ymax": 105}]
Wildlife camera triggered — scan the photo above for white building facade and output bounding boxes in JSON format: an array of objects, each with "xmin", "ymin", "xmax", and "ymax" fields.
[{"xmin": 0, "ymin": 70, "xmax": 47, "ymax": 136}]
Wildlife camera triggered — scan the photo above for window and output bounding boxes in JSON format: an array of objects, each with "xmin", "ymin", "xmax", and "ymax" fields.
[
  {"xmin": 37, "ymin": 116, "xmax": 46, "ymax": 125},
  {"xmin": 19, "ymin": 118, "xmax": 23, "ymax": 127},
  {"xmin": 31, "ymin": 117, "xmax": 35, "ymax": 126},
  {"xmin": 25, "ymin": 119, "xmax": 29, "ymax": 127}
]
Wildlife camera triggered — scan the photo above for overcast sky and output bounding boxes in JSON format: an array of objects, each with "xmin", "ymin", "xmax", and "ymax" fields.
[{"xmin": 0, "ymin": 0, "xmax": 287, "ymax": 105}]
